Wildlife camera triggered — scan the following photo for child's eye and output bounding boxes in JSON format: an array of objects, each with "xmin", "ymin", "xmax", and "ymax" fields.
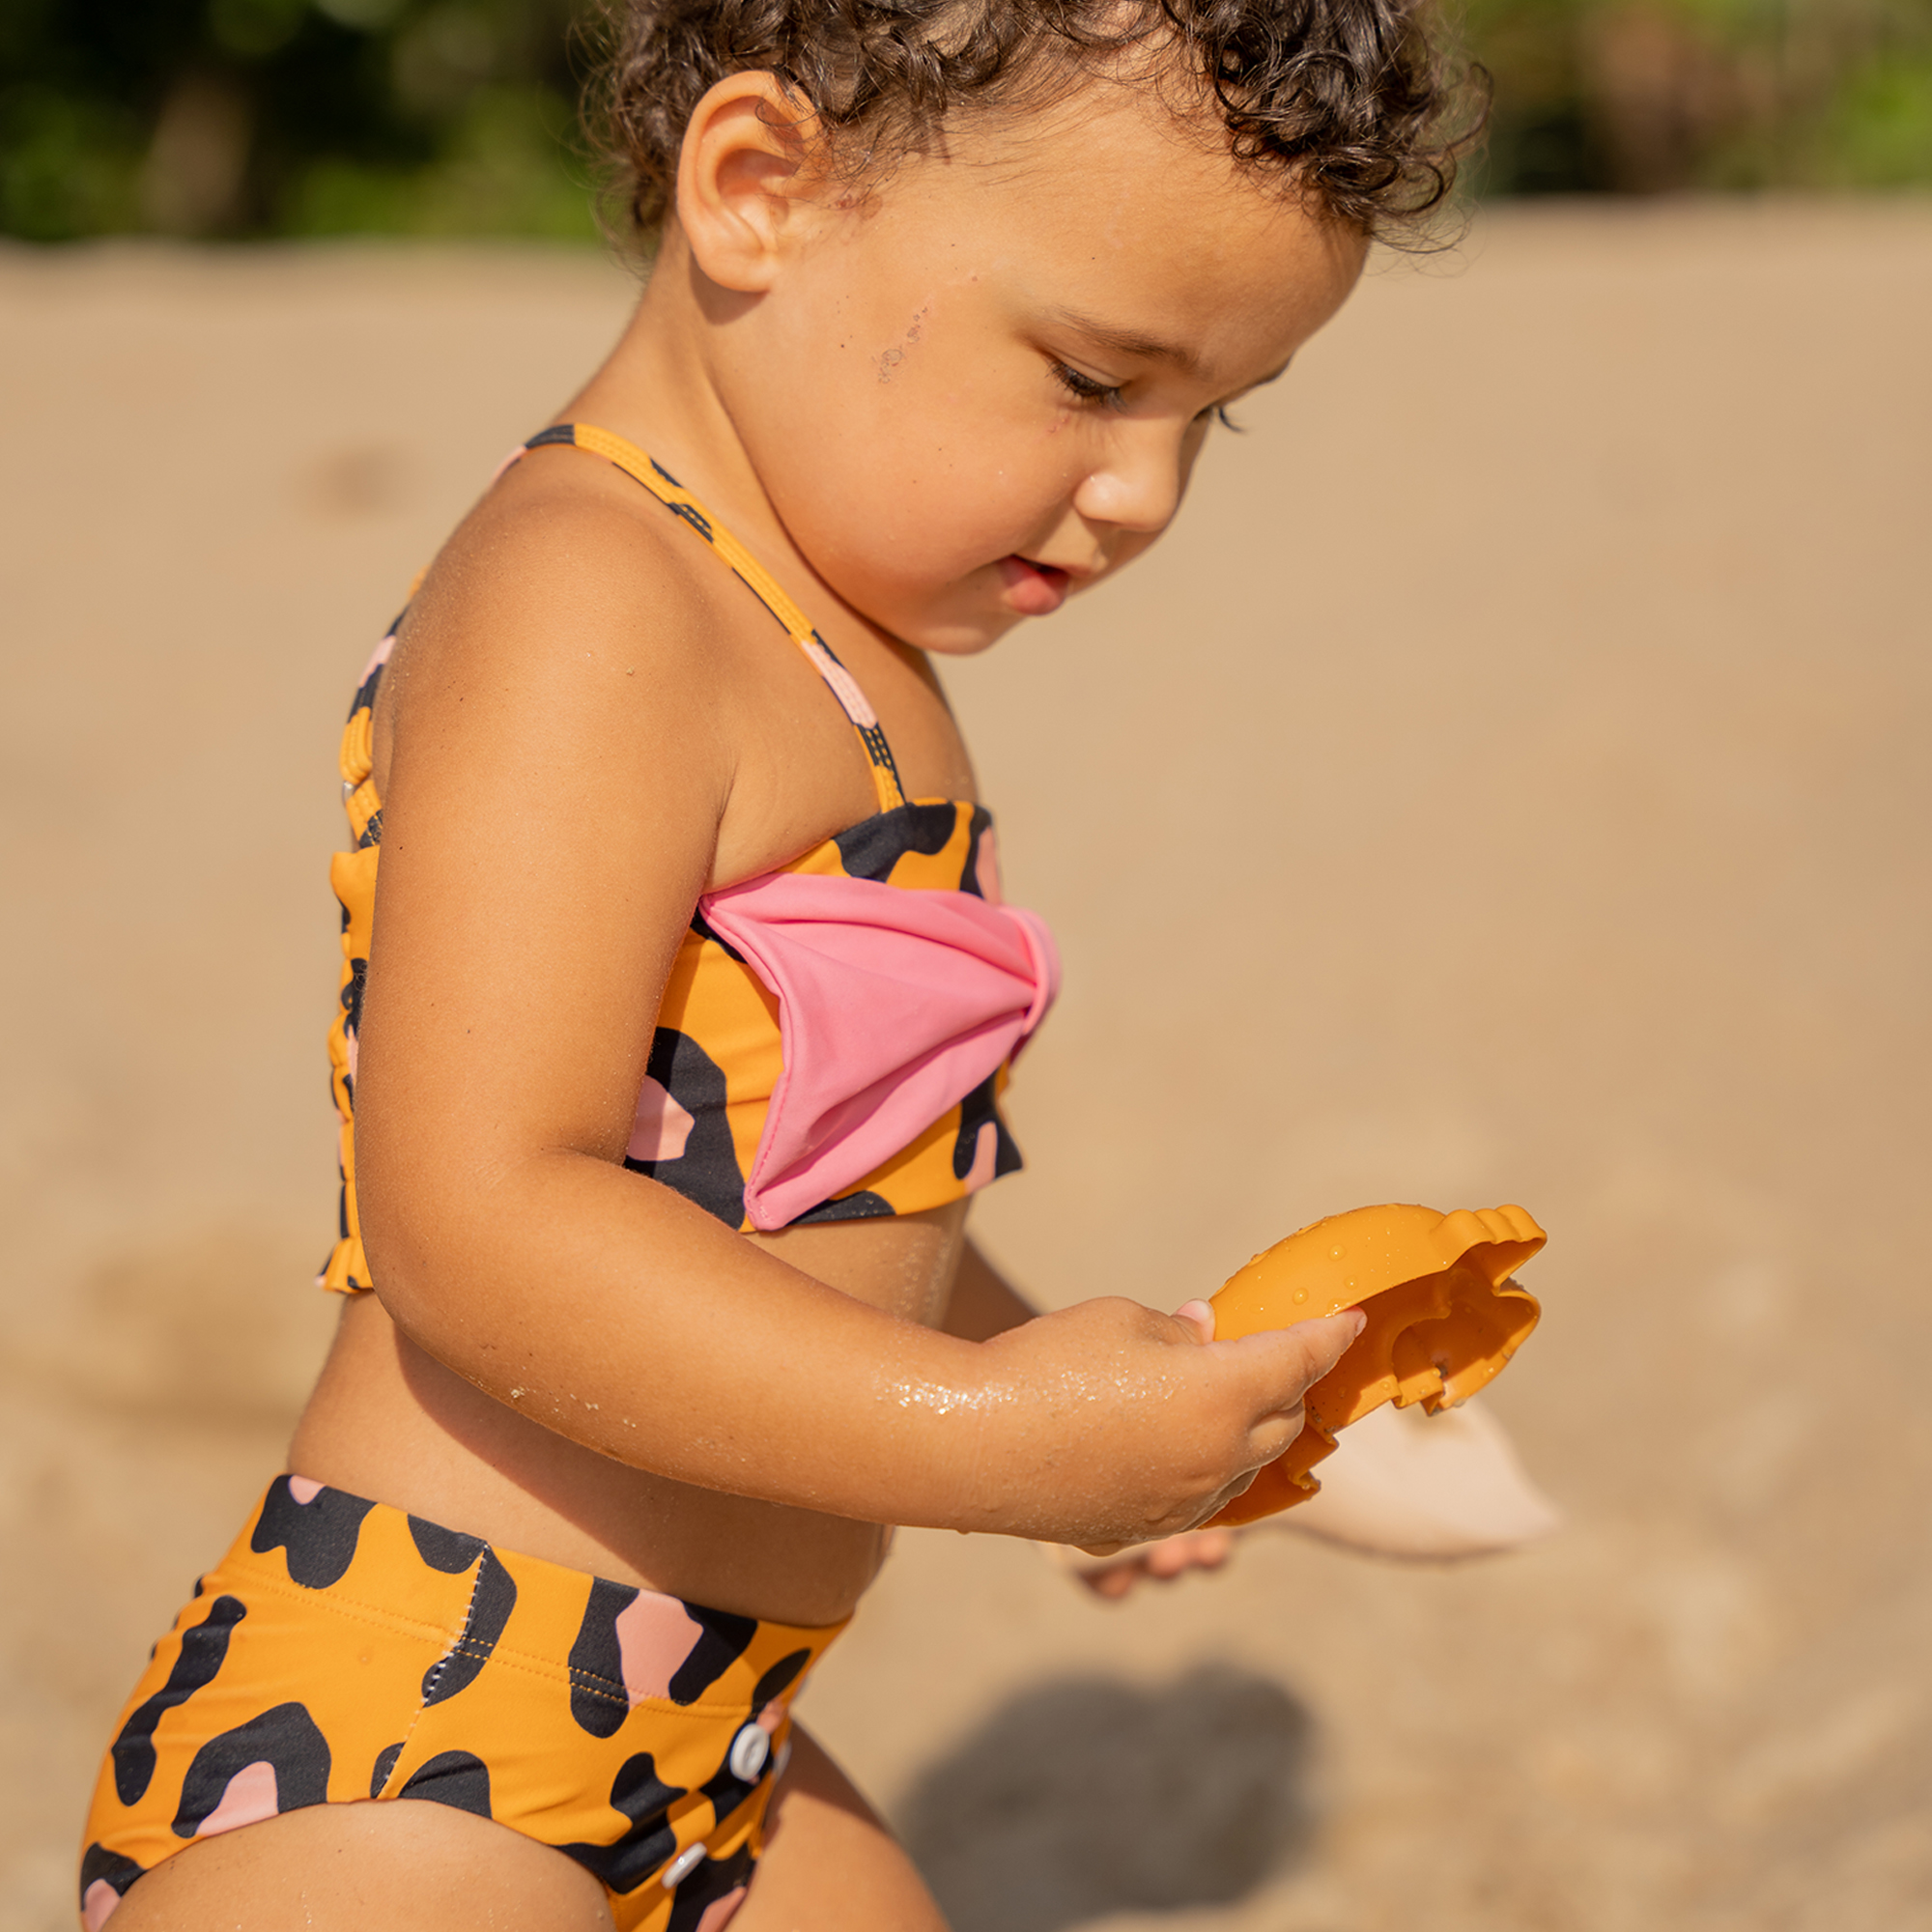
[
  {"xmin": 1201, "ymin": 405, "xmax": 1243, "ymax": 433},
  {"xmin": 1051, "ymin": 362, "xmax": 1126, "ymax": 412}
]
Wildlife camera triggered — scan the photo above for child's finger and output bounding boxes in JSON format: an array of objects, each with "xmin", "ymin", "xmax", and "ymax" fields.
[
  {"xmin": 1221, "ymin": 1307, "xmax": 1365, "ymax": 1430},
  {"xmin": 1172, "ymin": 1298, "xmax": 1216, "ymax": 1343}
]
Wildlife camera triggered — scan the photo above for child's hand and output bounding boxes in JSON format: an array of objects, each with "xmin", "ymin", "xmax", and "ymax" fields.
[
  {"xmin": 1053, "ymin": 1525, "xmax": 1240, "ymax": 1599},
  {"xmin": 964, "ymin": 1295, "xmax": 1364, "ymax": 1548}
]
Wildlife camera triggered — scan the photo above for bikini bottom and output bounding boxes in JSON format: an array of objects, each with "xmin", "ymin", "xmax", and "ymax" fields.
[{"xmin": 78, "ymin": 1475, "xmax": 847, "ymax": 1931}]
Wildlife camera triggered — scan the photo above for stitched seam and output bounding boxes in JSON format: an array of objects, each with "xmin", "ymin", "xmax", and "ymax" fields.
[
  {"xmin": 418, "ymin": 1552, "xmax": 492, "ymax": 1707},
  {"xmin": 218, "ymin": 1569, "xmax": 462, "ymax": 1649},
  {"xmin": 377, "ymin": 1547, "xmax": 494, "ymax": 1796}
]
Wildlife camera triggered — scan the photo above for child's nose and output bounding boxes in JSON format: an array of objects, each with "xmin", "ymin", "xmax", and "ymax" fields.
[{"xmin": 1070, "ymin": 431, "xmax": 1184, "ymax": 534}]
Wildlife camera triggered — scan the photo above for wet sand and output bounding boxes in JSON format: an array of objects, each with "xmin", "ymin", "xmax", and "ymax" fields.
[{"xmin": 4, "ymin": 200, "xmax": 1929, "ymax": 1931}]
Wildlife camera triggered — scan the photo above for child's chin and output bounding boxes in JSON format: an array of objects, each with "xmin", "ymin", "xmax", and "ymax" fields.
[
  {"xmin": 867, "ymin": 584, "xmax": 1029, "ymax": 657},
  {"xmin": 903, "ymin": 611, "xmax": 1023, "ymax": 658}
]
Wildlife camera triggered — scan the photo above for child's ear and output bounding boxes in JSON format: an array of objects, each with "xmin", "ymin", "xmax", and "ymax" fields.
[{"xmin": 675, "ymin": 71, "xmax": 827, "ymax": 293}]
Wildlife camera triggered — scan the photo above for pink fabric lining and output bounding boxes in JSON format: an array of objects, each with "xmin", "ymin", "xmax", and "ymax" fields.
[{"xmin": 698, "ymin": 873, "xmax": 1059, "ymax": 1231}]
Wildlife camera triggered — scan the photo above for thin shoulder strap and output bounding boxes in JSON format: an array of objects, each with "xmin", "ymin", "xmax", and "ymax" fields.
[{"xmin": 513, "ymin": 422, "xmax": 907, "ymax": 813}]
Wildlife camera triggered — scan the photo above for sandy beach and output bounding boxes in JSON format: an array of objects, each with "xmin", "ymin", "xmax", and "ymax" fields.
[{"xmin": 3, "ymin": 198, "xmax": 1929, "ymax": 1932}]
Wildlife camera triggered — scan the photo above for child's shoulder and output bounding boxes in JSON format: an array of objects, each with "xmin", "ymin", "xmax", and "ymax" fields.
[
  {"xmin": 364, "ymin": 441, "xmax": 767, "ymax": 836},
  {"xmin": 403, "ymin": 444, "xmax": 730, "ymax": 690}
]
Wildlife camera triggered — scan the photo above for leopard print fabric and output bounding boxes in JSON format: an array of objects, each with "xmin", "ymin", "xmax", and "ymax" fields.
[{"xmin": 80, "ymin": 1478, "xmax": 843, "ymax": 1928}]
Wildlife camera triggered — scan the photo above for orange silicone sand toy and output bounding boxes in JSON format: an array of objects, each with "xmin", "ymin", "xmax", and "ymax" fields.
[{"xmin": 1204, "ymin": 1204, "xmax": 1546, "ymax": 1529}]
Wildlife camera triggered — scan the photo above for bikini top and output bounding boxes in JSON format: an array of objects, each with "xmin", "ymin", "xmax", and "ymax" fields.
[{"xmin": 319, "ymin": 422, "xmax": 1059, "ymax": 1294}]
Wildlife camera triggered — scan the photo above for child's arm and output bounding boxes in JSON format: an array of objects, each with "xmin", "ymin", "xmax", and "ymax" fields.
[
  {"xmin": 944, "ymin": 1244, "xmax": 1245, "ymax": 1589},
  {"xmin": 353, "ymin": 489, "xmax": 1358, "ymax": 1550}
]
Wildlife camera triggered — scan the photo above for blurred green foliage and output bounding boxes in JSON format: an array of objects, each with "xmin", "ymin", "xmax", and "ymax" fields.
[
  {"xmin": 3, "ymin": 0, "xmax": 1930, "ymax": 241},
  {"xmin": 0, "ymin": 0, "xmax": 600, "ymax": 241},
  {"xmin": 1468, "ymin": 0, "xmax": 1932, "ymax": 192}
]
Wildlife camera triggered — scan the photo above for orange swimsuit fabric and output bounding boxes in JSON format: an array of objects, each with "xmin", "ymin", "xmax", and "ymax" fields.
[{"xmin": 79, "ymin": 1479, "xmax": 844, "ymax": 1929}]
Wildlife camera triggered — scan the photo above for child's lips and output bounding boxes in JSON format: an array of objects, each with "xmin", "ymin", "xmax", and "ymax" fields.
[{"xmin": 997, "ymin": 554, "xmax": 1072, "ymax": 616}]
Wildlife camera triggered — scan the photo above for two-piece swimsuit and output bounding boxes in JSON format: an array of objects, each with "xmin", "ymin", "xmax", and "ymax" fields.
[{"xmin": 78, "ymin": 425, "xmax": 1059, "ymax": 1932}]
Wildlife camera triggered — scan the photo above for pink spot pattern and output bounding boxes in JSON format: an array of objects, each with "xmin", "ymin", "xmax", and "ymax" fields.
[
  {"xmin": 81, "ymin": 1880, "xmax": 121, "ymax": 1929},
  {"xmin": 695, "ymin": 1888, "xmax": 749, "ymax": 1932},
  {"xmin": 611, "ymin": 1592, "xmax": 703, "ymax": 1704},
  {"xmin": 193, "ymin": 1759, "xmax": 280, "ymax": 1837},
  {"xmin": 798, "ymin": 639, "xmax": 878, "ymax": 727},
  {"xmin": 628, "ymin": 1076, "xmax": 696, "ymax": 1164},
  {"xmin": 359, "ymin": 632, "xmax": 397, "ymax": 681},
  {"xmin": 961, "ymin": 1121, "xmax": 1000, "ymax": 1194},
  {"xmin": 974, "ymin": 825, "xmax": 1003, "ymax": 904},
  {"xmin": 287, "ymin": 1476, "xmax": 324, "ymax": 1504}
]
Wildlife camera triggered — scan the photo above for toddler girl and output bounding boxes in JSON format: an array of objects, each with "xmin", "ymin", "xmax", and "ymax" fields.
[{"xmin": 80, "ymin": 1, "xmax": 1485, "ymax": 1925}]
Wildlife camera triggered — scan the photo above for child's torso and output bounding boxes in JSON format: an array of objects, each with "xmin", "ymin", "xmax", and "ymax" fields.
[
  {"xmin": 321, "ymin": 424, "xmax": 1051, "ymax": 1293},
  {"xmin": 293, "ymin": 424, "xmax": 1051, "ymax": 1622}
]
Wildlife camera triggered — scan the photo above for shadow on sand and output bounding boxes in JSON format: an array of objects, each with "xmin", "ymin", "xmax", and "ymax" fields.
[{"xmin": 895, "ymin": 1664, "xmax": 1317, "ymax": 1932}]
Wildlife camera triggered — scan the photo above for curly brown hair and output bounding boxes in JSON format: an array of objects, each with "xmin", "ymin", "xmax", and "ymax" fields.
[{"xmin": 588, "ymin": 0, "xmax": 1487, "ymax": 247}]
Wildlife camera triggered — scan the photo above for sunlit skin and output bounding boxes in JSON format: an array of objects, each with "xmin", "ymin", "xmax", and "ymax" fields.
[{"xmin": 116, "ymin": 68, "xmax": 1369, "ymax": 1932}]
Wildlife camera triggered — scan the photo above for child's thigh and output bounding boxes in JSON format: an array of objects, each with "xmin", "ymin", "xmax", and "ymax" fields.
[
  {"xmin": 740, "ymin": 1726, "xmax": 949, "ymax": 1932},
  {"xmin": 105, "ymin": 1798, "xmax": 613, "ymax": 1932}
]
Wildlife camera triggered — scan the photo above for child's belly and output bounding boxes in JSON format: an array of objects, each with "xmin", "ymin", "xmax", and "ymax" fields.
[{"xmin": 286, "ymin": 1203, "xmax": 972, "ymax": 1629}]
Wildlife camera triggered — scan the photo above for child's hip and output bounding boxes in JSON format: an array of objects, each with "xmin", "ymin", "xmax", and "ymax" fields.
[{"xmin": 78, "ymin": 1474, "xmax": 847, "ymax": 1931}]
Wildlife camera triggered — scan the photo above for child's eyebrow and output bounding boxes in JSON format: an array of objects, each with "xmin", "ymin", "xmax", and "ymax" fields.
[
  {"xmin": 1047, "ymin": 308, "xmax": 1293, "ymax": 394},
  {"xmin": 1047, "ymin": 307, "xmax": 1201, "ymax": 375}
]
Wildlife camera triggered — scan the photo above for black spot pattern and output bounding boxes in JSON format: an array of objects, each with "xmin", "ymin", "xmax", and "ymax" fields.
[
  {"xmin": 408, "ymin": 1515, "xmax": 486, "ymax": 1574},
  {"xmin": 172, "ymin": 1702, "xmax": 330, "ymax": 1837},
  {"xmin": 667, "ymin": 1605, "xmax": 758, "ymax": 1707},
  {"xmin": 346, "ymin": 642, "xmax": 393, "ymax": 723},
  {"xmin": 249, "ymin": 1477, "xmax": 375, "ymax": 1589},
  {"xmin": 667, "ymin": 1842, "xmax": 756, "ymax": 1932},
  {"xmin": 698, "ymin": 1745, "xmax": 761, "ymax": 1825},
  {"xmin": 78, "ymin": 1842, "xmax": 145, "ymax": 1911},
  {"xmin": 793, "ymin": 1188, "xmax": 895, "ymax": 1225},
  {"xmin": 750, "ymin": 1649, "xmax": 810, "ymax": 1712},
  {"xmin": 555, "ymin": 1751, "xmax": 688, "ymax": 1892},
  {"xmin": 687, "ymin": 902, "xmax": 747, "ymax": 963},
  {"xmin": 369, "ymin": 1741, "xmax": 406, "ymax": 1797},
  {"xmin": 111, "ymin": 1594, "xmax": 247, "ymax": 1804},
  {"xmin": 396, "ymin": 1749, "xmax": 494, "ymax": 1818},
  {"xmin": 671, "ymin": 499, "xmax": 715, "ymax": 542},
  {"xmin": 952, "ymin": 1071, "xmax": 1021, "ymax": 1183},
  {"xmin": 957, "ymin": 803, "xmax": 992, "ymax": 900},
  {"xmin": 624, "ymin": 1028, "xmax": 746, "ymax": 1230},
  {"xmin": 420, "ymin": 1549, "xmax": 517, "ymax": 1705},
  {"xmin": 834, "ymin": 802, "xmax": 961, "ymax": 885},
  {"xmin": 568, "ymin": 1577, "xmax": 641, "ymax": 1739},
  {"xmin": 339, "ymin": 956, "xmax": 368, "ymax": 1034}
]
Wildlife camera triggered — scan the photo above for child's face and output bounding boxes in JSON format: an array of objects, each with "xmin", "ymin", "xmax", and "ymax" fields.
[{"xmin": 709, "ymin": 79, "xmax": 1369, "ymax": 655}]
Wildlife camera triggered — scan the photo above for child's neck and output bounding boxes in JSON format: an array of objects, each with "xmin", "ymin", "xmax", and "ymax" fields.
[{"xmin": 564, "ymin": 230, "xmax": 833, "ymax": 621}]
